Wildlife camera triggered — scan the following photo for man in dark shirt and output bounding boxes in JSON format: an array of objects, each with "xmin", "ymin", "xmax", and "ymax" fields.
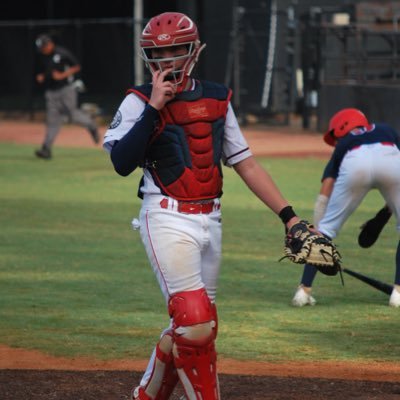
[{"xmin": 34, "ymin": 34, "xmax": 99, "ymax": 159}]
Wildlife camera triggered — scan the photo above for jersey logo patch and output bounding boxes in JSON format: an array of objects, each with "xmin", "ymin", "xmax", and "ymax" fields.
[
  {"xmin": 109, "ymin": 110, "xmax": 122, "ymax": 129},
  {"xmin": 187, "ymin": 103, "xmax": 209, "ymax": 119}
]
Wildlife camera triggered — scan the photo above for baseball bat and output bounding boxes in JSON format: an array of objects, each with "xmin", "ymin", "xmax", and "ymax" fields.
[{"xmin": 342, "ymin": 268, "xmax": 393, "ymax": 295}]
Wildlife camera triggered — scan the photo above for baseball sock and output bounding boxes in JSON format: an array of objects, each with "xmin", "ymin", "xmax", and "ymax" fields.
[
  {"xmin": 395, "ymin": 241, "xmax": 400, "ymax": 286},
  {"xmin": 300, "ymin": 264, "xmax": 318, "ymax": 287}
]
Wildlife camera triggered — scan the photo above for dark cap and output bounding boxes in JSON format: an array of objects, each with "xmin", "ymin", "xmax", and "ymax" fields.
[{"xmin": 35, "ymin": 34, "xmax": 53, "ymax": 49}]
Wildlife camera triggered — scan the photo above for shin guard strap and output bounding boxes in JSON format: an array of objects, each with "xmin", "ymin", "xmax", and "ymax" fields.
[
  {"xmin": 174, "ymin": 341, "xmax": 218, "ymax": 399},
  {"xmin": 141, "ymin": 340, "xmax": 179, "ymax": 400}
]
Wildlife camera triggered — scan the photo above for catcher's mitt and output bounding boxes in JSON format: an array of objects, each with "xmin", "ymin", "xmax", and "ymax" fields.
[
  {"xmin": 358, "ymin": 206, "xmax": 392, "ymax": 248},
  {"xmin": 281, "ymin": 220, "xmax": 342, "ymax": 276}
]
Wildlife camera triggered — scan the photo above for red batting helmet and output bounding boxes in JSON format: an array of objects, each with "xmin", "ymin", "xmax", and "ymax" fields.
[
  {"xmin": 323, "ymin": 108, "xmax": 371, "ymax": 146},
  {"xmin": 140, "ymin": 12, "xmax": 205, "ymax": 91}
]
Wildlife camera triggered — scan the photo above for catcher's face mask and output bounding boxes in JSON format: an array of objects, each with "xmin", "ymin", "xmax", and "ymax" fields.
[
  {"xmin": 139, "ymin": 12, "xmax": 205, "ymax": 92},
  {"xmin": 143, "ymin": 44, "xmax": 197, "ymax": 88}
]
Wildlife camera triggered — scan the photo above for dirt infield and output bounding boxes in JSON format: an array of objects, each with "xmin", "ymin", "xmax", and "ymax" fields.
[
  {"xmin": 2, "ymin": 370, "xmax": 400, "ymax": 400},
  {"xmin": 1, "ymin": 345, "xmax": 400, "ymax": 399},
  {"xmin": 0, "ymin": 118, "xmax": 332, "ymax": 158},
  {"xmin": 1, "ymin": 119, "xmax": 399, "ymax": 399}
]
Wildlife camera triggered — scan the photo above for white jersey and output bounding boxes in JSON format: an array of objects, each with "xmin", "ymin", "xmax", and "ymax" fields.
[{"xmin": 103, "ymin": 87, "xmax": 252, "ymax": 196}]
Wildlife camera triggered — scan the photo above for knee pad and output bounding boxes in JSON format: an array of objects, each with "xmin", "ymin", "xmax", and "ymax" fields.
[{"xmin": 168, "ymin": 288, "xmax": 216, "ymax": 345}]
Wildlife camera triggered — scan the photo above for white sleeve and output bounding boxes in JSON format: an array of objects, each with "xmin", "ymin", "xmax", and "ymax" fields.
[
  {"xmin": 102, "ymin": 93, "xmax": 146, "ymax": 154},
  {"xmin": 222, "ymin": 103, "xmax": 252, "ymax": 167},
  {"xmin": 313, "ymin": 194, "xmax": 329, "ymax": 227}
]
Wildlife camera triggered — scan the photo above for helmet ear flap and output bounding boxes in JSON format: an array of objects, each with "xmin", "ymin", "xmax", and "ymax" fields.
[{"xmin": 324, "ymin": 128, "xmax": 338, "ymax": 147}]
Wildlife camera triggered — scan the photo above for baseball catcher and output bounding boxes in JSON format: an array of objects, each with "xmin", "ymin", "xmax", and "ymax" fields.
[
  {"xmin": 358, "ymin": 205, "xmax": 392, "ymax": 248},
  {"xmin": 104, "ymin": 11, "xmax": 337, "ymax": 400},
  {"xmin": 281, "ymin": 220, "xmax": 341, "ymax": 276}
]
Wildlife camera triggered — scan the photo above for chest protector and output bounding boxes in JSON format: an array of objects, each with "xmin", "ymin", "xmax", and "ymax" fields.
[{"xmin": 128, "ymin": 80, "xmax": 232, "ymax": 201}]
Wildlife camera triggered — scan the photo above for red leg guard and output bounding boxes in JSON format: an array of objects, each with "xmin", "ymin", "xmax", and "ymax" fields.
[
  {"xmin": 153, "ymin": 345, "xmax": 179, "ymax": 400},
  {"xmin": 169, "ymin": 288, "xmax": 220, "ymax": 400},
  {"xmin": 132, "ymin": 386, "xmax": 152, "ymax": 400},
  {"xmin": 132, "ymin": 331, "xmax": 179, "ymax": 400}
]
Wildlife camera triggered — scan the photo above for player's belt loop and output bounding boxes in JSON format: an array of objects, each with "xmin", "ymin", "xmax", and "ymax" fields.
[{"xmin": 159, "ymin": 198, "xmax": 220, "ymax": 214}]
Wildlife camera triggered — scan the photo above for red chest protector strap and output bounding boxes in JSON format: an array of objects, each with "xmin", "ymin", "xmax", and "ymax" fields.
[{"xmin": 128, "ymin": 81, "xmax": 232, "ymax": 201}]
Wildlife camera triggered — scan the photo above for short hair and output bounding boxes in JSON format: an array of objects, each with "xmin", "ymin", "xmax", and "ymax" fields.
[{"xmin": 35, "ymin": 34, "xmax": 53, "ymax": 49}]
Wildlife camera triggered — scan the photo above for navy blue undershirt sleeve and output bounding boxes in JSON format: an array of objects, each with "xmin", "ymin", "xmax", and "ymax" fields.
[
  {"xmin": 321, "ymin": 157, "xmax": 335, "ymax": 180},
  {"xmin": 322, "ymin": 141, "xmax": 347, "ymax": 180},
  {"xmin": 110, "ymin": 104, "xmax": 159, "ymax": 176}
]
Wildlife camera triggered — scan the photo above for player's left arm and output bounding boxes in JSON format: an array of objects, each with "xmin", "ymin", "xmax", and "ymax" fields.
[
  {"xmin": 313, "ymin": 177, "xmax": 335, "ymax": 226},
  {"xmin": 312, "ymin": 146, "xmax": 342, "ymax": 226}
]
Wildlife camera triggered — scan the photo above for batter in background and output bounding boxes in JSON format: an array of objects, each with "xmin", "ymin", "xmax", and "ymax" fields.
[
  {"xmin": 103, "ymin": 12, "xmax": 313, "ymax": 400},
  {"xmin": 34, "ymin": 33, "xmax": 99, "ymax": 159},
  {"xmin": 292, "ymin": 108, "xmax": 400, "ymax": 308}
]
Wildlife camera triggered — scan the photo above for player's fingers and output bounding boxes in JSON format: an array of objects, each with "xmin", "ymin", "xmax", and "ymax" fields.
[
  {"xmin": 159, "ymin": 67, "xmax": 174, "ymax": 81},
  {"xmin": 152, "ymin": 70, "xmax": 161, "ymax": 84},
  {"xmin": 164, "ymin": 82, "xmax": 177, "ymax": 97},
  {"xmin": 163, "ymin": 80, "xmax": 176, "ymax": 90}
]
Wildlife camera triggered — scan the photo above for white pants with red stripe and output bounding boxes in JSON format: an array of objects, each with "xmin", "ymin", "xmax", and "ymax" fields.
[
  {"xmin": 137, "ymin": 194, "xmax": 222, "ymax": 387},
  {"xmin": 319, "ymin": 143, "xmax": 400, "ymax": 238}
]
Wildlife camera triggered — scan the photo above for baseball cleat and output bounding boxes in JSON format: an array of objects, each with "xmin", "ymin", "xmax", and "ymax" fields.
[
  {"xmin": 291, "ymin": 285, "xmax": 316, "ymax": 307},
  {"xmin": 389, "ymin": 286, "xmax": 400, "ymax": 307},
  {"xmin": 358, "ymin": 206, "xmax": 392, "ymax": 248},
  {"xmin": 35, "ymin": 146, "xmax": 52, "ymax": 159}
]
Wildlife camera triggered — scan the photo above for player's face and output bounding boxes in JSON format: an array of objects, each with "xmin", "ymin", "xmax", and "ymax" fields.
[
  {"xmin": 150, "ymin": 45, "xmax": 189, "ymax": 72},
  {"xmin": 145, "ymin": 43, "xmax": 194, "ymax": 90},
  {"xmin": 40, "ymin": 41, "xmax": 55, "ymax": 55}
]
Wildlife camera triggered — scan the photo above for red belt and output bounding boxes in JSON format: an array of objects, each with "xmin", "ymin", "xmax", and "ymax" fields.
[
  {"xmin": 160, "ymin": 198, "xmax": 219, "ymax": 214},
  {"xmin": 381, "ymin": 142, "xmax": 395, "ymax": 146}
]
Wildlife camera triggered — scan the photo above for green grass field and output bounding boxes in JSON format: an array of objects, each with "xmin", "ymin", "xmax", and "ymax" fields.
[{"xmin": 1, "ymin": 143, "xmax": 399, "ymax": 363}]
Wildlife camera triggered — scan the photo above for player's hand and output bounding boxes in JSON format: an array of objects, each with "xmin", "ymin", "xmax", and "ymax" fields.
[
  {"xmin": 285, "ymin": 216, "xmax": 300, "ymax": 231},
  {"xmin": 149, "ymin": 68, "xmax": 177, "ymax": 110},
  {"xmin": 36, "ymin": 73, "xmax": 45, "ymax": 84},
  {"xmin": 52, "ymin": 70, "xmax": 66, "ymax": 80}
]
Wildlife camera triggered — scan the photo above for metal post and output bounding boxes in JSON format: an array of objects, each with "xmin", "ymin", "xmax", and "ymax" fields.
[
  {"xmin": 261, "ymin": 0, "xmax": 277, "ymax": 109},
  {"xmin": 133, "ymin": 0, "xmax": 144, "ymax": 85},
  {"xmin": 225, "ymin": 3, "xmax": 245, "ymax": 116}
]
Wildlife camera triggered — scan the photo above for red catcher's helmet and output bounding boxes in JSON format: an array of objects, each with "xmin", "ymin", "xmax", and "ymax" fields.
[
  {"xmin": 323, "ymin": 108, "xmax": 371, "ymax": 146},
  {"xmin": 140, "ymin": 12, "xmax": 205, "ymax": 91}
]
